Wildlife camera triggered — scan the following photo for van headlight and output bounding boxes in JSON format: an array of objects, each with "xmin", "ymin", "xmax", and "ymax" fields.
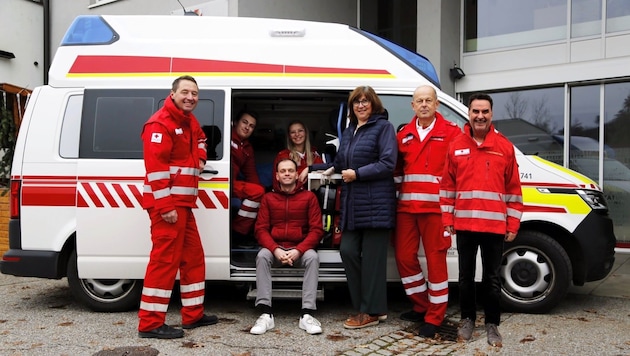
[{"xmin": 576, "ymin": 189, "xmax": 608, "ymax": 211}]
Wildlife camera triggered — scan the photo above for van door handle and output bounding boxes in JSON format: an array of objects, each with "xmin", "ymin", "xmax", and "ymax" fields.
[{"xmin": 202, "ymin": 169, "xmax": 219, "ymax": 174}]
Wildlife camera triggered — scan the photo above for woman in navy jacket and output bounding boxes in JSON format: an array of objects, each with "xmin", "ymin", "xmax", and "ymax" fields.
[{"xmin": 313, "ymin": 86, "xmax": 397, "ymax": 329}]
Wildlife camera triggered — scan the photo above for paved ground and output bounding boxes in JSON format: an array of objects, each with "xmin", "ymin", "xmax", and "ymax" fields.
[{"xmin": 0, "ymin": 253, "xmax": 628, "ymax": 356}]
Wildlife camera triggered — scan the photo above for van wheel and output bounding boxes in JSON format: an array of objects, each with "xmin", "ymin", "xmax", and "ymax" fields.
[
  {"xmin": 500, "ymin": 230, "xmax": 571, "ymax": 313},
  {"xmin": 67, "ymin": 249, "xmax": 142, "ymax": 312}
]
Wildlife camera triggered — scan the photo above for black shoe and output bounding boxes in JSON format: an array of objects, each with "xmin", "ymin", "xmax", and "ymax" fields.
[
  {"xmin": 419, "ymin": 323, "xmax": 437, "ymax": 338},
  {"xmin": 399, "ymin": 310, "xmax": 425, "ymax": 322},
  {"xmin": 138, "ymin": 324, "xmax": 184, "ymax": 339},
  {"xmin": 182, "ymin": 314, "xmax": 218, "ymax": 329}
]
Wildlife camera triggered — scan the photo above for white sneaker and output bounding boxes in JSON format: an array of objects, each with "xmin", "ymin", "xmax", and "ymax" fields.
[
  {"xmin": 250, "ymin": 313, "xmax": 274, "ymax": 335},
  {"xmin": 299, "ymin": 314, "xmax": 322, "ymax": 335}
]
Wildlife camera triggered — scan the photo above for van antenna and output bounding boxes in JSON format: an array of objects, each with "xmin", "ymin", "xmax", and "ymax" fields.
[{"xmin": 177, "ymin": 0, "xmax": 199, "ymax": 16}]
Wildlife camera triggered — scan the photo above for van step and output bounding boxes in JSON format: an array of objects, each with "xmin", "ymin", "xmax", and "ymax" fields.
[{"xmin": 246, "ymin": 288, "xmax": 325, "ymax": 301}]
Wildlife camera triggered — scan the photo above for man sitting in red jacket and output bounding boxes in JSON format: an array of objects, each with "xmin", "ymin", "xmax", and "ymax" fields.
[{"xmin": 249, "ymin": 159, "xmax": 324, "ymax": 335}]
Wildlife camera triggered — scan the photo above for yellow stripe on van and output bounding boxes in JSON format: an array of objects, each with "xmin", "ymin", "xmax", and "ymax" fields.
[
  {"xmin": 522, "ymin": 186, "xmax": 591, "ymax": 214},
  {"xmin": 198, "ymin": 182, "xmax": 229, "ymax": 190}
]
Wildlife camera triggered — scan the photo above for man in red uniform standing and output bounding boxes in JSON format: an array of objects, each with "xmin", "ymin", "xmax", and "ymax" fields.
[
  {"xmin": 231, "ymin": 110, "xmax": 265, "ymax": 238},
  {"xmin": 440, "ymin": 92, "xmax": 523, "ymax": 347},
  {"xmin": 394, "ymin": 85, "xmax": 462, "ymax": 337},
  {"xmin": 138, "ymin": 75, "xmax": 217, "ymax": 339}
]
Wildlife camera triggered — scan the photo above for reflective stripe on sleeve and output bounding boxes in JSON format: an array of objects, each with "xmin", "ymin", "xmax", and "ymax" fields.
[
  {"xmin": 147, "ymin": 171, "xmax": 170, "ymax": 182},
  {"xmin": 454, "ymin": 210, "xmax": 506, "ymax": 221},
  {"xmin": 399, "ymin": 192, "xmax": 440, "ymax": 202}
]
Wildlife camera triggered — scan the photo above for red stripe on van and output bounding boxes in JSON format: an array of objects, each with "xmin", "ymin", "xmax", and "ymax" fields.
[
  {"xmin": 112, "ymin": 183, "xmax": 135, "ymax": 208},
  {"xmin": 22, "ymin": 186, "xmax": 76, "ymax": 206},
  {"xmin": 173, "ymin": 57, "xmax": 282, "ymax": 73},
  {"xmin": 96, "ymin": 182, "xmax": 120, "ymax": 208},
  {"xmin": 68, "ymin": 55, "xmax": 392, "ymax": 76},
  {"xmin": 128, "ymin": 184, "xmax": 143, "ymax": 206},
  {"xmin": 521, "ymin": 182, "xmax": 581, "ymax": 189},
  {"xmin": 70, "ymin": 56, "xmax": 171, "ymax": 73},
  {"xmin": 214, "ymin": 190, "xmax": 229, "ymax": 209},
  {"xmin": 77, "ymin": 191, "xmax": 89, "ymax": 208},
  {"xmin": 522, "ymin": 205, "xmax": 568, "ymax": 213},
  {"xmin": 81, "ymin": 182, "xmax": 104, "ymax": 208},
  {"xmin": 197, "ymin": 190, "xmax": 216, "ymax": 209}
]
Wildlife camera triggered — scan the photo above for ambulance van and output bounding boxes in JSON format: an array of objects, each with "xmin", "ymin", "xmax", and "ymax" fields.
[{"xmin": 1, "ymin": 15, "xmax": 616, "ymax": 313}]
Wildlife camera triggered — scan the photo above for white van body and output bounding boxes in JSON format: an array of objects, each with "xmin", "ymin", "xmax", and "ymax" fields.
[{"xmin": 1, "ymin": 15, "xmax": 616, "ymax": 313}]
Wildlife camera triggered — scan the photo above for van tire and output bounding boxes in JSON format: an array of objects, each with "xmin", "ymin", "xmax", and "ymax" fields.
[
  {"xmin": 67, "ymin": 249, "xmax": 142, "ymax": 312},
  {"xmin": 500, "ymin": 230, "xmax": 571, "ymax": 313}
]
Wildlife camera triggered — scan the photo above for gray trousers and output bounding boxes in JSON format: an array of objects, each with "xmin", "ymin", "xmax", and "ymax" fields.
[{"xmin": 255, "ymin": 248, "xmax": 319, "ymax": 310}]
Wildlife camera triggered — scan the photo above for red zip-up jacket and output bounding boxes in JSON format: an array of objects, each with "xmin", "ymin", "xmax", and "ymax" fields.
[
  {"xmin": 440, "ymin": 123, "xmax": 523, "ymax": 235},
  {"xmin": 231, "ymin": 131, "xmax": 260, "ymax": 185},
  {"xmin": 395, "ymin": 112, "xmax": 462, "ymax": 214},
  {"xmin": 254, "ymin": 183, "xmax": 324, "ymax": 254},
  {"xmin": 141, "ymin": 95, "xmax": 207, "ymax": 213}
]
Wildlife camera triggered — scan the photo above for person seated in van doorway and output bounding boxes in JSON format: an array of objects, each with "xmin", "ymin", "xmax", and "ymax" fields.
[
  {"xmin": 138, "ymin": 75, "xmax": 218, "ymax": 339},
  {"xmin": 250, "ymin": 159, "xmax": 324, "ymax": 335},
  {"xmin": 231, "ymin": 110, "xmax": 266, "ymax": 239},
  {"xmin": 273, "ymin": 120, "xmax": 323, "ymax": 183}
]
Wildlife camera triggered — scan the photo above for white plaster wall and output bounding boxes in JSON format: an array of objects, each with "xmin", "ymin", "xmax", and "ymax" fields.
[{"xmin": 0, "ymin": 0, "xmax": 44, "ymax": 89}]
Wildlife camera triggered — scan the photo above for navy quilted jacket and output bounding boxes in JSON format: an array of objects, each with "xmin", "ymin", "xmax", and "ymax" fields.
[{"xmin": 334, "ymin": 112, "xmax": 397, "ymax": 230}]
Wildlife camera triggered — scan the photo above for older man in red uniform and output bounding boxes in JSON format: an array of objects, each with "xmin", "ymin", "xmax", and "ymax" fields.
[
  {"xmin": 138, "ymin": 75, "xmax": 217, "ymax": 339},
  {"xmin": 394, "ymin": 85, "xmax": 461, "ymax": 338}
]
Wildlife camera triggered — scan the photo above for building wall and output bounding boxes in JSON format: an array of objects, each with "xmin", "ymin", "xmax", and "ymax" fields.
[{"xmin": 0, "ymin": 0, "xmax": 44, "ymax": 89}]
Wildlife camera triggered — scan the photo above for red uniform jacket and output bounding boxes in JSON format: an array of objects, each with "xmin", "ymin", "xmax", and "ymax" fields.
[
  {"xmin": 440, "ymin": 123, "xmax": 523, "ymax": 235},
  {"xmin": 141, "ymin": 95, "xmax": 207, "ymax": 213},
  {"xmin": 231, "ymin": 131, "xmax": 260, "ymax": 185},
  {"xmin": 395, "ymin": 112, "xmax": 462, "ymax": 214},
  {"xmin": 254, "ymin": 183, "xmax": 324, "ymax": 254}
]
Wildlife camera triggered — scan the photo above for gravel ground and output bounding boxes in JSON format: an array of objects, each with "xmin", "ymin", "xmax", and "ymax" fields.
[{"xmin": 0, "ymin": 273, "xmax": 628, "ymax": 356}]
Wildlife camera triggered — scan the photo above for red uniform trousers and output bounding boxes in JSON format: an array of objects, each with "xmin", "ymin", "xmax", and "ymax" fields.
[
  {"xmin": 232, "ymin": 180, "xmax": 265, "ymax": 236},
  {"xmin": 138, "ymin": 206, "xmax": 206, "ymax": 332},
  {"xmin": 394, "ymin": 212, "xmax": 451, "ymax": 326}
]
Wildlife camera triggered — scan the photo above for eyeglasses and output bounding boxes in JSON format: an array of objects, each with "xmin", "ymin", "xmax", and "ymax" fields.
[{"xmin": 352, "ymin": 99, "xmax": 370, "ymax": 107}]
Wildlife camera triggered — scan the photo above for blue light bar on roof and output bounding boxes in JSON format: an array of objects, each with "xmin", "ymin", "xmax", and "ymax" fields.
[
  {"xmin": 356, "ymin": 29, "xmax": 441, "ymax": 89},
  {"xmin": 61, "ymin": 16, "xmax": 119, "ymax": 46}
]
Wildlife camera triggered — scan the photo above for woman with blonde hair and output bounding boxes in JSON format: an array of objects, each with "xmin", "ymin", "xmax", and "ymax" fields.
[{"xmin": 274, "ymin": 120, "xmax": 323, "ymax": 183}]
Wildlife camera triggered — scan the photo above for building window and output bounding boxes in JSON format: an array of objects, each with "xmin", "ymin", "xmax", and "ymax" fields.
[
  {"xmin": 464, "ymin": 0, "xmax": 567, "ymax": 52},
  {"xmin": 606, "ymin": 0, "xmax": 630, "ymax": 32},
  {"xmin": 572, "ymin": 0, "xmax": 602, "ymax": 37},
  {"xmin": 604, "ymin": 82, "xmax": 630, "ymax": 242},
  {"xmin": 463, "ymin": 88, "xmax": 565, "ymax": 164}
]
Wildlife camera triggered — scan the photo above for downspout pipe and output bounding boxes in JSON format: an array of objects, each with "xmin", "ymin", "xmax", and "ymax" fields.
[{"xmin": 43, "ymin": 0, "xmax": 50, "ymax": 84}]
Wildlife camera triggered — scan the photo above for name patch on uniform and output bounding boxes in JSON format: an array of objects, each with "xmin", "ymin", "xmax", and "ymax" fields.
[
  {"xmin": 454, "ymin": 148, "xmax": 470, "ymax": 156},
  {"xmin": 402, "ymin": 134, "xmax": 414, "ymax": 144},
  {"xmin": 175, "ymin": 128, "xmax": 183, "ymax": 135},
  {"xmin": 151, "ymin": 133, "xmax": 163, "ymax": 143},
  {"xmin": 231, "ymin": 140, "xmax": 238, "ymax": 149},
  {"xmin": 430, "ymin": 136, "xmax": 445, "ymax": 141}
]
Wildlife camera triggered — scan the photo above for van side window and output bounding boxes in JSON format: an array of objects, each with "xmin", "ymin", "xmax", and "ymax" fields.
[
  {"xmin": 59, "ymin": 95, "xmax": 83, "ymax": 158},
  {"xmin": 79, "ymin": 89, "xmax": 225, "ymax": 159}
]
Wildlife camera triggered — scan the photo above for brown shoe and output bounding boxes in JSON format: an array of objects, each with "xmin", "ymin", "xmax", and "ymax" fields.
[{"xmin": 343, "ymin": 313, "xmax": 379, "ymax": 329}]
